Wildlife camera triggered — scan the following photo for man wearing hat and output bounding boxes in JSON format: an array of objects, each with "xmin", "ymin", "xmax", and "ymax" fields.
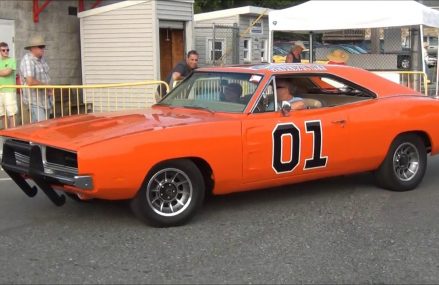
[
  {"xmin": 20, "ymin": 34, "xmax": 51, "ymax": 123},
  {"xmin": 285, "ymin": 41, "xmax": 305, "ymax": 63},
  {"xmin": 326, "ymin": 49, "xmax": 349, "ymax": 65}
]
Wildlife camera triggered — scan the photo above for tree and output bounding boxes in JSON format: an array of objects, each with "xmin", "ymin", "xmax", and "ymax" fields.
[{"xmin": 194, "ymin": 0, "xmax": 306, "ymax": 13}]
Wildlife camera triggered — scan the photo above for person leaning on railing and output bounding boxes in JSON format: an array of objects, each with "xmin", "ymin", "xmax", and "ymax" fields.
[
  {"xmin": 0, "ymin": 41, "xmax": 17, "ymax": 128},
  {"xmin": 163, "ymin": 50, "xmax": 199, "ymax": 95},
  {"xmin": 19, "ymin": 34, "xmax": 52, "ymax": 123}
]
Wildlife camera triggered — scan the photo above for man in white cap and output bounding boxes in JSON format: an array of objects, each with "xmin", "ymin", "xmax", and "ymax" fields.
[{"xmin": 19, "ymin": 34, "xmax": 51, "ymax": 123}]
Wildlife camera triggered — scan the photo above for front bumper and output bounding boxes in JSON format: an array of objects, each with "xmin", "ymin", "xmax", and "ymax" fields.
[{"xmin": 1, "ymin": 139, "xmax": 93, "ymax": 206}]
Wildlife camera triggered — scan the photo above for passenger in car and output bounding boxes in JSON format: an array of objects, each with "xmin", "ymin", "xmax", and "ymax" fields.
[{"xmin": 223, "ymin": 83, "xmax": 242, "ymax": 103}]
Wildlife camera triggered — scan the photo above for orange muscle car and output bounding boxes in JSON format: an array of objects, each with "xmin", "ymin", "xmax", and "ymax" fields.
[{"xmin": 2, "ymin": 63, "xmax": 439, "ymax": 227}]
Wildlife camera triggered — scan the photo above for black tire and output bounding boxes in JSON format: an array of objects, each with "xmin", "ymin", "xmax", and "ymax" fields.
[
  {"xmin": 375, "ymin": 134, "xmax": 427, "ymax": 191},
  {"xmin": 131, "ymin": 159, "xmax": 205, "ymax": 227}
]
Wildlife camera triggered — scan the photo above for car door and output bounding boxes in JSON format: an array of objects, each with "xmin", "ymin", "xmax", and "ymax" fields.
[{"xmin": 242, "ymin": 77, "xmax": 350, "ymax": 184}]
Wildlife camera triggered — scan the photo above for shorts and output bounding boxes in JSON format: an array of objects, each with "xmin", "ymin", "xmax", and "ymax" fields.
[{"xmin": 0, "ymin": 91, "xmax": 18, "ymax": 116}]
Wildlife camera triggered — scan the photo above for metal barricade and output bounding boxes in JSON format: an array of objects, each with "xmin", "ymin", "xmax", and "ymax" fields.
[
  {"xmin": 0, "ymin": 80, "xmax": 169, "ymax": 129},
  {"xmin": 373, "ymin": 71, "xmax": 428, "ymax": 95}
]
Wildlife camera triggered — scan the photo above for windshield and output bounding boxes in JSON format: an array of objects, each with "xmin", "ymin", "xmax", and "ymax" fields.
[{"xmin": 159, "ymin": 71, "xmax": 263, "ymax": 113}]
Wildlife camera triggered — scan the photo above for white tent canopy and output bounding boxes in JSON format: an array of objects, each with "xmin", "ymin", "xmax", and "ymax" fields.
[
  {"xmin": 269, "ymin": 0, "xmax": 439, "ymax": 32},
  {"xmin": 268, "ymin": 0, "xmax": 439, "ymax": 95}
]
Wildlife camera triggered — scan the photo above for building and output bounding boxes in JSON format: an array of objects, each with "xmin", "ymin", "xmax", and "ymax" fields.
[
  {"xmin": 0, "ymin": 0, "xmax": 99, "ymax": 85},
  {"xmin": 79, "ymin": 0, "xmax": 194, "ymax": 85},
  {"xmin": 78, "ymin": 0, "xmax": 194, "ymax": 109},
  {"xmin": 194, "ymin": 6, "xmax": 271, "ymax": 66}
]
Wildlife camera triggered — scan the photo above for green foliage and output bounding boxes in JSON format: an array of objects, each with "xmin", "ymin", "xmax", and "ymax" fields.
[{"xmin": 194, "ymin": 0, "xmax": 306, "ymax": 13}]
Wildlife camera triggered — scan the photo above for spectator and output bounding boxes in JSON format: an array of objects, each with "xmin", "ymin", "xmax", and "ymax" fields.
[
  {"xmin": 0, "ymin": 42, "xmax": 17, "ymax": 128},
  {"xmin": 223, "ymin": 83, "xmax": 242, "ymax": 103},
  {"xmin": 423, "ymin": 43, "xmax": 431, "ymax": 82},
  {"xmin": 326, "ymin": 49, "xmax": 349, "ymax": 65},
  {"xmin": 285, "ymin": 41, "xmax": 305, "ymax": 63},
  {"xmin": 20, "ymin": 34, "xmax": 51, "ymax": 123},
  {"xmin": 163, "ymin": 50, "xmax": 199, "ymax": 95}
]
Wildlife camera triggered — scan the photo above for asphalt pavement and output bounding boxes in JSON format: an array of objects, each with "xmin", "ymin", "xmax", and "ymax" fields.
[{"xmin": 1, "ymin": 157, "xmax": 439, "ymax": 284}]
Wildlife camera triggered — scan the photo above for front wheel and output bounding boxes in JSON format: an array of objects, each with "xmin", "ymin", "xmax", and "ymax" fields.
[
  {"xmin": 131, "ymin": 159, "xmax": 205, "ymax": 227},
  {"xmin": 375, "ymin": 134, "xmax": 427, "ymax": 191}
]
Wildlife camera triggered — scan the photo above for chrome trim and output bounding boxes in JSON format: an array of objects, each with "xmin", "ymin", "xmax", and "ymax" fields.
[
  {"xmin": 45, "ymin": 162, "xmax": 78, "ymax": 175},
  {"xmin": 8, "ymin": 140, "xmax": 89, "ymax": 189},
  {"xmin": 73, "ymin": 176, "xmax": 94, "ymax": 190},
  {"xmin": 14, "ymin": 145, "xmax": 78, "ymax": 175}
]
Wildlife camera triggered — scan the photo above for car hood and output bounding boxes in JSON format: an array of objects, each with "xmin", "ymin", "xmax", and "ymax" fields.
[{"xmin": 0, "ymin": 107, "xmax": 232, "ymax": 150}]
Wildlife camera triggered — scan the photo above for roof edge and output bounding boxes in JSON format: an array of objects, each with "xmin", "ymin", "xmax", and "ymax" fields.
[
  {"xmin": 78, "ymin": 0, "xmax": 194, "ymax": 18},
  {"xmin": 78, "ymin": 0, "xmax": 147, "ymax": 18},
  {"xmin": 194, "ymin": 6, "xmax": 271, "ymax": 22}
]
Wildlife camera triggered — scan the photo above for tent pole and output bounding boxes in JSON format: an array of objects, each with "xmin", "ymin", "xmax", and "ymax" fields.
[
  {"xmin": 309, "ymin": 32, "xmax": 314, "ymax": 63},
  {"xmin": 420, "ymin": 25, "xmax": 426, "ymax": 75},
  {"xmin": 436, "ymin": 30, "xmax": 439, "ymax": 97},
  {"xmin": 269, "ymin": 30, "xmax": 273, "ymax": 63}
]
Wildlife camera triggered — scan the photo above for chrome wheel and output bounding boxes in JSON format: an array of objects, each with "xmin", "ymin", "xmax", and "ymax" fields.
[
  {"xmin": 375, "ymin": 134, "xmax": 426, "ymax": 192},
  {"xmin": 393, "ymin": 142, "xmax": 419, "ymax": 182},
  {"xmin": 146, "ymin": 167, "xmax": 193, "ymax": 217}
]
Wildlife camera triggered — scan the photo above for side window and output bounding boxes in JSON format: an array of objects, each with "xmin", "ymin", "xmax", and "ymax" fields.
[
  {"xmin": 253, "ymin": 80, "xmax": 275, "ymax": 113},
  {"xmin": 297, "ymin": 75, "xmax": 374, "ymax": 107}
]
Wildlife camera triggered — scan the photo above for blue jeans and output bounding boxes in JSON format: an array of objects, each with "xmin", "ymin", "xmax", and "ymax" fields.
[{"xmin": 30, "ymin": 105, "xmax": 49, "ymax": 123}]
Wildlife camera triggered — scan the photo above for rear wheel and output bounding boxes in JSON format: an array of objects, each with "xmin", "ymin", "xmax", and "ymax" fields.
[
  {"xmin": 375, "ymin": 134, "xmax": 427, "ymax": 191},
  {"xmin": 131, "ymin": 159, "xmax": 205, "ymax": 227}
]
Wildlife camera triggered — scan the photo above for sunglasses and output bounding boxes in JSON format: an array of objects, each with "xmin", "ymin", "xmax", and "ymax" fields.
[{"xmin": 1, "ymin": 49, "xmax": 9, "ymax": 52}]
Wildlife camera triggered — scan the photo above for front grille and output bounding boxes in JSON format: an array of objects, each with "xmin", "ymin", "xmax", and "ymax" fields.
[
  {"xmin": 9, "ymin": 140, "xmax": 78, "ymax": 176},
  {"xmin": 46, "ymin": 147, "xmax": 78, "ymax": 169}
]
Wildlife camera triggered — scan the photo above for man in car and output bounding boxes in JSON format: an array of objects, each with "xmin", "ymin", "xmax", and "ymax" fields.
[
  {"xmin": 223, "ymin": 83, "xmax": 242, "ymax": 103},
  {"xmin": 274, "ymin": 78, "xmax": 305, "ymax": 110}
]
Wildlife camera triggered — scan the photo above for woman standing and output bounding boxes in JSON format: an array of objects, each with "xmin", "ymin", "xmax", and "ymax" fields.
[{"xmin": 285, "ymin": 41, "xmax": 305, "ymax": 63}]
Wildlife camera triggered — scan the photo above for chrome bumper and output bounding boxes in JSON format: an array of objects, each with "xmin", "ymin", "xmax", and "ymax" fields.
[{"xmin": 1, "ymin": 139, "xmax": 93, "ymax": 206}]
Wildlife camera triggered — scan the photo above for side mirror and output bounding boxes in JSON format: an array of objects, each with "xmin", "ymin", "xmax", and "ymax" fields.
[{"xmin": 281, "ymin": 101, "xmax": 291, "ymax": 116}]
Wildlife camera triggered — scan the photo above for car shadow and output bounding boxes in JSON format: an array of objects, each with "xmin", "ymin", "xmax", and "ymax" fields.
[{"xmin": 198, "ymin": 172, "xmax": 378, "ymax": 220}]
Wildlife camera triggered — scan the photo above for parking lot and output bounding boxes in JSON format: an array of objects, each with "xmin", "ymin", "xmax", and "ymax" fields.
[{"xmin": 1, "ymin": 157, "xmax": 439, "ymax": 283}]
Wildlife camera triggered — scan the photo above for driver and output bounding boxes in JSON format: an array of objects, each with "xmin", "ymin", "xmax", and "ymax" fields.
[{"xmin": 272, "ymin": 78, "xmax": 305, "ymax": 110}]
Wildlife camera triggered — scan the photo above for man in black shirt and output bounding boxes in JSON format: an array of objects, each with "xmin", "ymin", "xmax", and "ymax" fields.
[{"xmin": 164, "ymin": 50, "xmax": 199, "ymax": 93}]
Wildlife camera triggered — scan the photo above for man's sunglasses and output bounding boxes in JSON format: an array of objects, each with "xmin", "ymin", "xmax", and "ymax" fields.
[{"xmin": 1, "ymin": 49, "xmax": 9, "ymax": 52}]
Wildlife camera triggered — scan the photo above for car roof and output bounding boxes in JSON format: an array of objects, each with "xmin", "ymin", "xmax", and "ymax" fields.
[{"xmin": 195, "ymin": 63, "xmax": 420, "ymax": 97}]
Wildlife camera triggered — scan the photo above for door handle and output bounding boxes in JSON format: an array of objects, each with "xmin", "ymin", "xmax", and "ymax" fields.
[
  {"xmin": 331, "ymin": 119, "xmax": 346, "ymax": 127},
  {"xmin": 332, "ymin": 119, "xmax": 346, "ymax": 124}
]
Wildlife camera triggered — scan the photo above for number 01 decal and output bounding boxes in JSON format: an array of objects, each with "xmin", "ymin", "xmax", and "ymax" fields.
[{"xmin": 272, "ymin": 120, "xmax": 328, "ymax": 174}]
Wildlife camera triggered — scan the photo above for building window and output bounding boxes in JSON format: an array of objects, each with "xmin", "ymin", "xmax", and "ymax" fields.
[
  {"xmin": 243, "ymin": 39, "xmax": 251, "ymax": 62},
  {"xmin": 207, "ymin": 39, "xmax": 225, "ymax": 62},
  {"xmin": 260, "ymin": 39, "xmax": 268, "ymax": 62}
]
